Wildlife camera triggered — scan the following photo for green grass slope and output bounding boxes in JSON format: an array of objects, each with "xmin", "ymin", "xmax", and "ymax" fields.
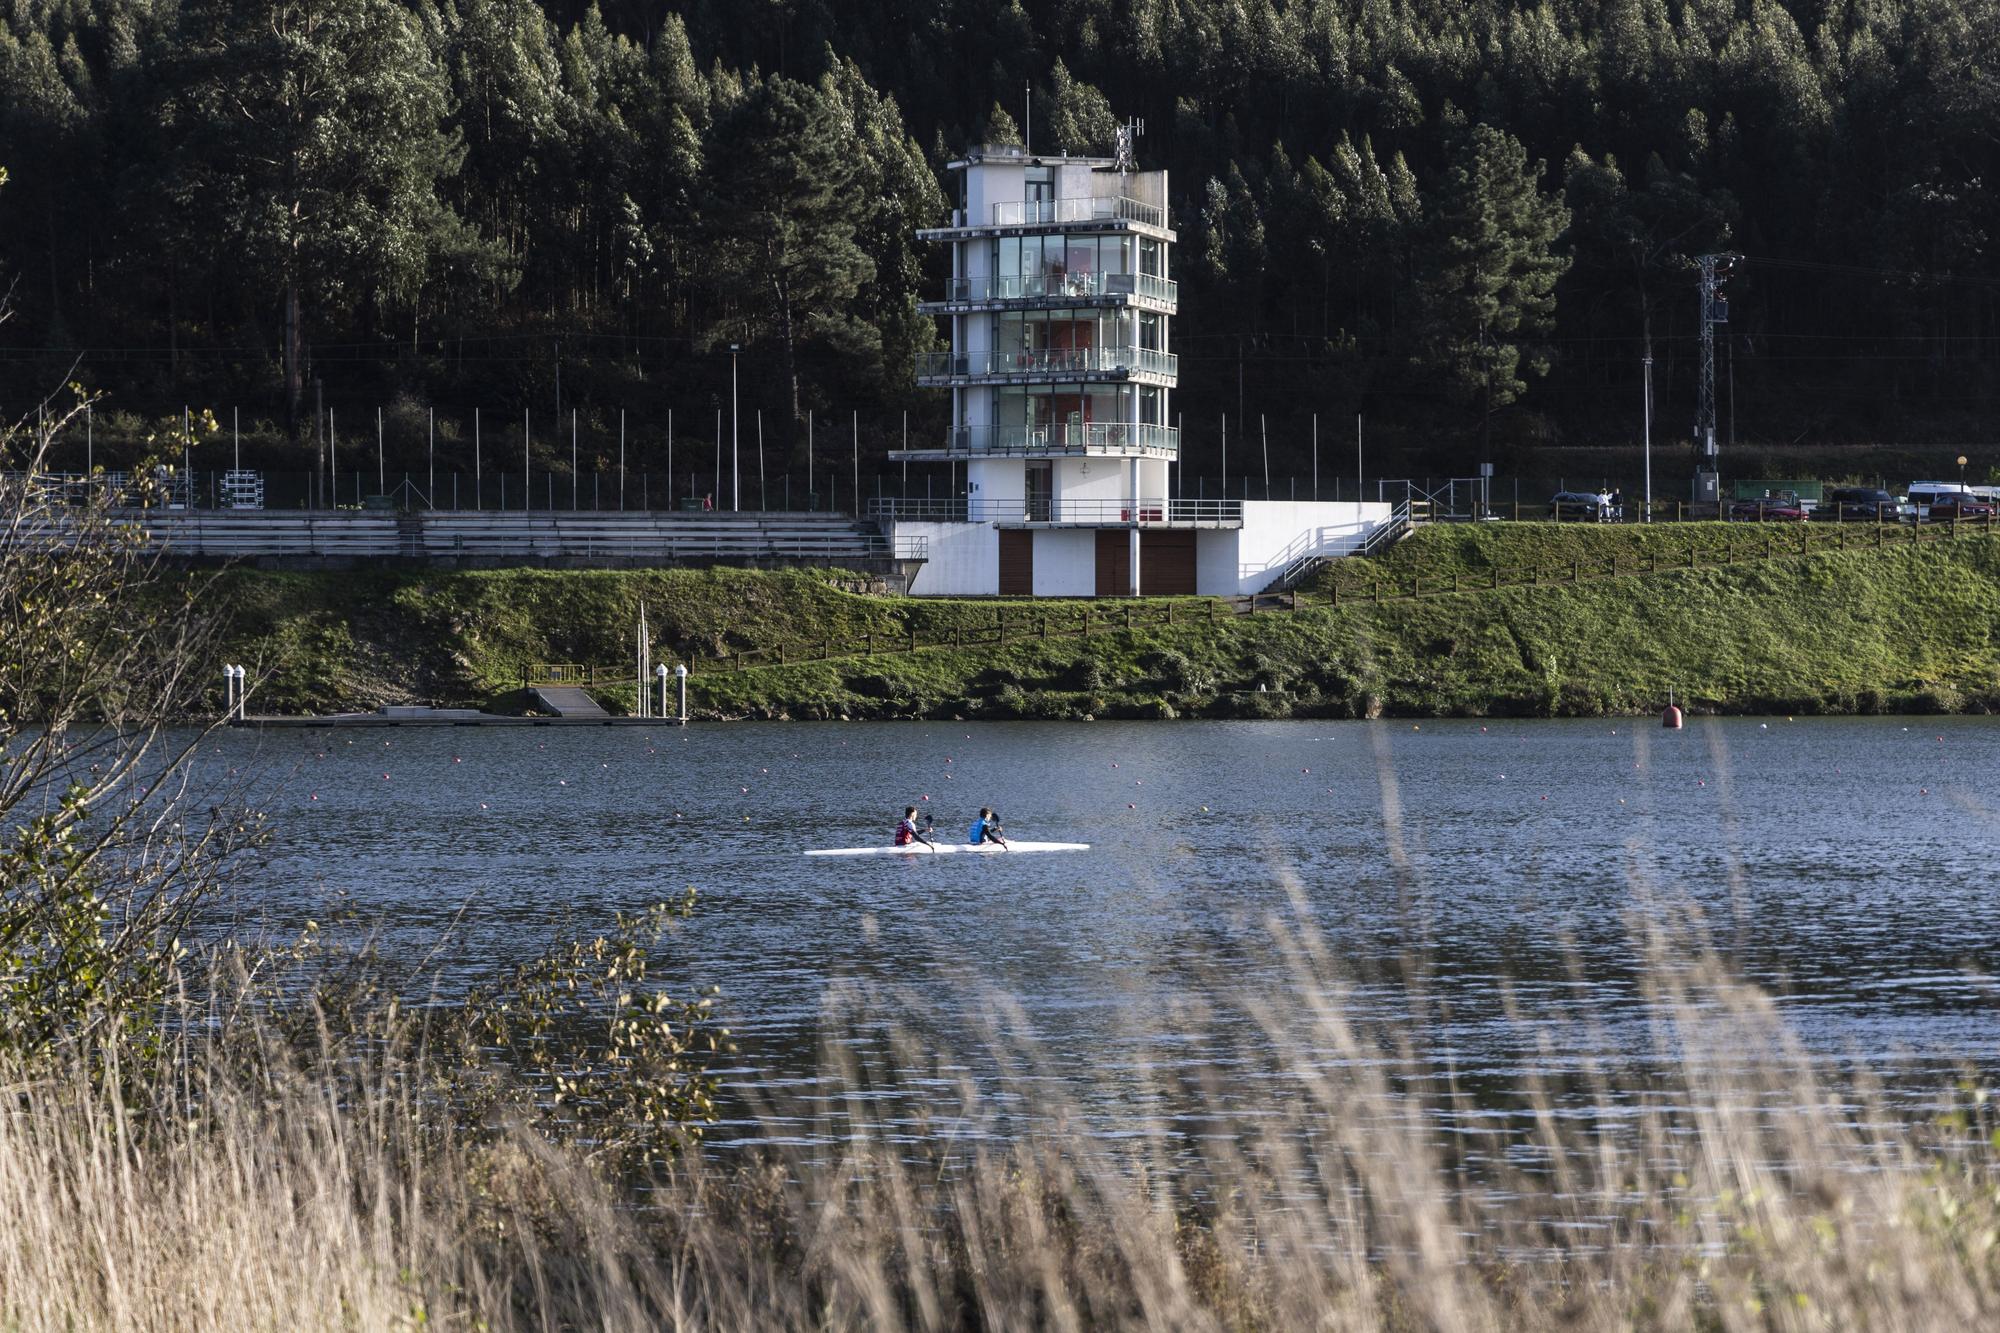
[{"xmin": 201, "ymin": 528, "xmax": 2000, "ymax": 720}]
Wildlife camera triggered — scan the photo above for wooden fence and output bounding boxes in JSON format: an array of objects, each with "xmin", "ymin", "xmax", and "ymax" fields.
[{"xmin": 1303, "ymin": 510, "xmax": 1995, "ymax": 611}]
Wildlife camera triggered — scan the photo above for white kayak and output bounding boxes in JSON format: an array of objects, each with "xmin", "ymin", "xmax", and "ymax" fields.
[{"xmin": 803, "ymin": 840, "xmax": 1089, "ymax": 857}]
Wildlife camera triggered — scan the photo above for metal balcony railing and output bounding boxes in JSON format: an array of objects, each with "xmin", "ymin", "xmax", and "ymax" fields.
[
  {"xmin": 990, "ymin": 196, "xmax": 1167, "ymax": 229},
  {"xmin": 914, "ymin": 345, "xmax": 1177, "ymax": 380},
  {"xmin": 930, "ymin": 423, "xmax": 1179, "ymax": 456},
  {"xmin": 869, "ymin": 497, "xmax": 1242, "ymax": 526},
  {"xmin": 935, "ymin": 271, "xmax": 1177, "ymax": 306}
]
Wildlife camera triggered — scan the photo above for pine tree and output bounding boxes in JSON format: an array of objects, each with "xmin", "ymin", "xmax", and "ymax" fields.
[
  {"xmin": 1414, "ymin": 123, "xmax": 1570, "ymax": 462},
  {"xmin": 702, "ymin": 74, "xmax": 875, "ymax": 431}
]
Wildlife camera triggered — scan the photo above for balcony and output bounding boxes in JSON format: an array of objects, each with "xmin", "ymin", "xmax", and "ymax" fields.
[
  {"xmin": 992, "ymin": 196, "xmax": 1166, "ymax": 229},
  {"xmin": 868, "ymin": 497, "xmax": 1242, "ymax": 528},
  {"xmin": 919, "ymin": 195, "xmax": 1174, "ymax": 240},
  {"xmin": 921, "ymin": 270, "xmax": 1177, "ymax": 313},
  {"xmin": 888, "ymin": 423, "xmax": 1177, "ymax": 461},
  {"xmin": 914, "ymin": 345, "xmax": 1177, "ymax": 386}
]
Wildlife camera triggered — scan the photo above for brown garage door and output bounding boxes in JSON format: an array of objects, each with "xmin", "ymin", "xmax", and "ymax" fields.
[
  {"xmin": 1094, "ymin": 529, "xmax": 1129, "ymax": 596},
  {"xmin": 1140, "ymin": 529, "xmax": 1197, "ymax": 595},
  {"xmin": 998, "ymin": 529, "xmax": 1034, "ymax": 596}
]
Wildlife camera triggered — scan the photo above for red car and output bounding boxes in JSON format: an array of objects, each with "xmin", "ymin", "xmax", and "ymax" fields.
[
  {"xmin": 1926, "ymin": 495, "xmax": 1997, "ymax": 521},
  {"xmin": 1729, "ymin": 495, "xmax": 1808, "ymax": 522}
]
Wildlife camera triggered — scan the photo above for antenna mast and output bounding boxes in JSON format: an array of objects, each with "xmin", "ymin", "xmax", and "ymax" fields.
[
  {"xmin": 1694, "ymin": 253, "xmax": 1739, "ymax": 505},
  {"xmin": 1114, "ymin": 117, "xmax": 1146, "ymax": 173}
]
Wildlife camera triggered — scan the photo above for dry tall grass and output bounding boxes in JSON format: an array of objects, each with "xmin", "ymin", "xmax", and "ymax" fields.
[{"xmin": 0, "ymin": 914, "xmax": 1994, "ymax": 1332}]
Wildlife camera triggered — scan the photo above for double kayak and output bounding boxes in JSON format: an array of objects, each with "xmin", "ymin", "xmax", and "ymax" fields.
[{"xmin": 803, "ymin": 841, "xmax": 1089, "ymax": 858}]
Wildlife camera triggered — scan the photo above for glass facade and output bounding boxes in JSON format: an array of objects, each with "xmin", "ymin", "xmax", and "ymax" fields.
[{"xmin": 991, "ymin": 234, "xmax": 1131, "ymax": 292}]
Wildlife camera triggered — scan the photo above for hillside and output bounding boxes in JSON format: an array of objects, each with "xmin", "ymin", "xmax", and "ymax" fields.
[
  {"xmin": 206, "ymin": 525, "xmax": 2000, "ymax": 721},
  {"xmin": 7, "ymin": 0, "xmax": 2000, "ymax": 473}
]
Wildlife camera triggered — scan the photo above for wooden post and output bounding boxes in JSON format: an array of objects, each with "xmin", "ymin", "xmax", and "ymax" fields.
[
  {"xmin": 1125, "ymin": 606, "xmax": 1133, "ymax": 630},
  {"xmin": 1572, "ymin": 559, "xmax": 1582, "ymax": 583}
]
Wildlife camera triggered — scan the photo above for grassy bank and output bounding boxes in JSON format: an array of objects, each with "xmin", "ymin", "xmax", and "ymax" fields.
[{"xmin": 207, "ymin": 525, "xmax": 2000, "ymax": 719}]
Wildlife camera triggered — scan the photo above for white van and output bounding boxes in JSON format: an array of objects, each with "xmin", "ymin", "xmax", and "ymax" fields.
[{"xmin": 1905, "ymin": 481, "xmax": 2000, "ymax": 521}]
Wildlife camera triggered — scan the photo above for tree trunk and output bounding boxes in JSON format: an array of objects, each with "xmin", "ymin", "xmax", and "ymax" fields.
[{"xmin": 284, "ymin": 278, "xmax": 301, "ymax": 442}]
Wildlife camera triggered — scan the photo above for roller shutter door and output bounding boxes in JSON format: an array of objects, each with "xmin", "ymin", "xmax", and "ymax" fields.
[
  {"xmin": 1094, "ymin": 529, "xmax": 1129, "ymax": 596},
  {"xmin": 1139, "ymin": 530, "xmax": 1197, "ymax": 595},
  {"xmin": 998, "ymin": 529, "xmax": 1034, "ymax": 596}
]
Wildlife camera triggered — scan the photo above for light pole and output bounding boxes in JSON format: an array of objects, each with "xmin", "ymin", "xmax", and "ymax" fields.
[
  {"xmin": 1958, "ymin": 454, "xmax": 1968, "ymax": 491},
  {"xmin": 729, "ymin": 343, "xmax": 741, "ymax": 512},
  {"xmin": 1642, "ymin": 354, "xmax": 1654, "ymax": 521}
]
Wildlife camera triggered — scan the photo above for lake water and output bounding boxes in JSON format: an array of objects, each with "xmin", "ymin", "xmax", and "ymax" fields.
[{"xmin": 199, "ymin": 716, "xmax": 2000, "ymax": 1145}]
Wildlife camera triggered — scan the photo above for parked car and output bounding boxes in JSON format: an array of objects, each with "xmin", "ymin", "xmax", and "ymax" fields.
[
  {"xmin": 1814, "ymin": 487, "xmax": 1899, "ymax": 522},
  {"xmin": 1905, "ymin": 482, "xmax": 1999, "ymax": 521},
  {"xmin": 1926, "ymin": 493, "xmax": 1998, "ymax": 521},
  {"xmin": 1729, "ymin": 492, "xmax": 1808, "ymax": 522},
  {"xmin": 1549, "ymin": 490, "xmax": 1608, "ymax": 521}
]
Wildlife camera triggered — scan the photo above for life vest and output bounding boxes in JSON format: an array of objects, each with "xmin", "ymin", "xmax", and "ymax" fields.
[{"xmin": 895, "ymin": 820, "xmax": 916, "ymax": 846}]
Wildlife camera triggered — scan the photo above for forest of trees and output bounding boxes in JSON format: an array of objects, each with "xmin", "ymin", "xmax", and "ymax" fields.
[{"xmin": 3, "ymin": 0, "xmax": 1998, "ymax": 480}]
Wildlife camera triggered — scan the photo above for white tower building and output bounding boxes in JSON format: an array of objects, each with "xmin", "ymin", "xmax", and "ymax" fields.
[{"xmin": 883, "ymin": 138, "xmax": 1391, "ymax": 597}]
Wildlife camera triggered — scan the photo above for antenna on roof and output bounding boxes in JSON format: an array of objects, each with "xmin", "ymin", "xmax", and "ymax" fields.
[
  {"xmin": 1114, "ymin": 117, "xmax": 1146, "ymax": 173},
  {"xmin": 1024, "ymin": 80, "xmax": 1032, "ymax": 154}
]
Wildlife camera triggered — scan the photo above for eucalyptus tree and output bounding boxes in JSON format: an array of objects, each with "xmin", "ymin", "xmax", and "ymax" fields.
[{"xmin": 169, "ymin": 0, "xmax": 492, "ymax": 436}]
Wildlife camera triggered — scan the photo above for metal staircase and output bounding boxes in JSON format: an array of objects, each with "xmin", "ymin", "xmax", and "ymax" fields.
[{"xmin": 1265, "ymin": 502, "xmax": 1411, "ymax": 593}]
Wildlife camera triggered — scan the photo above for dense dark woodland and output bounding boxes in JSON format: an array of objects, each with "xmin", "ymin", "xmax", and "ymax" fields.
[{"xmin": 2, "ymin": 0, "xmax": 1998, "ymax": 480}]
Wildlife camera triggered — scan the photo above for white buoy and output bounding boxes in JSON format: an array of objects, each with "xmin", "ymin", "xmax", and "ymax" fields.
[{"xmin": 674, "ymin": 663, "xmax": 689, "ymax": 725}]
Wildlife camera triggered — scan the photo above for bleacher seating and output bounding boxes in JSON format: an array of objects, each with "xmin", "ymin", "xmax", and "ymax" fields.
[{"xmin": 70, "ymin": 509, "xmax": 899, "ymax": 566}]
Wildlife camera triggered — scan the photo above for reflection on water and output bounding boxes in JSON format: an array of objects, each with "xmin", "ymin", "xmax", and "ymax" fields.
[{"xmin": 198, "ymin": 716, "xmax": 2000, "ymax": 1148}]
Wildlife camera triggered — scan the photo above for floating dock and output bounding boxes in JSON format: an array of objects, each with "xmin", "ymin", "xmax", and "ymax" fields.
[{"xmin": 242, "ymin": 705, "xmax": 673, "ymax": 728}]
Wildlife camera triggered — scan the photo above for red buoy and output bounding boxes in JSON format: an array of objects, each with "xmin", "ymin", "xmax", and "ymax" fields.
[{"xmin": 1662, "ymin": 704, "xmax": 1684, "ymax": 730}]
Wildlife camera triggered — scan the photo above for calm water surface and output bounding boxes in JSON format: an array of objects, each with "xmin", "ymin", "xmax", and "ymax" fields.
[{"xmin": 198, "ymin": 717, "xmax": 2000, "ymax": 1142}]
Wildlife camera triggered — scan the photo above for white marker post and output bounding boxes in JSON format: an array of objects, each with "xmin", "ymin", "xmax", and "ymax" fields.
[
  {"xmin": 674, "ymin": 663, "xmax": 688, "ymax": 726},
  {"xmin": 656, "ymin": 664, "xmax": 670, "ymax": 720}
]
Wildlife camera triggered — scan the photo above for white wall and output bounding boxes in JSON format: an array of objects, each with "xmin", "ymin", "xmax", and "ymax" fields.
[
  {"xmin": 1195, "ymin": 501, "xmax": 1394, "ymax": 596},
  {"xmin": 964, "ymin": 162, "xmax": 1022, "ymax": 227},
  {"xmin": 1053, "ymin": 457, "xmax": 1128, "ymax": 508},
  {"xmin": 1032, "ymin": 529, "xmax": 1096, "ymax": 597},
  {"xmin": 968, "ymin": 458, "xmax": 1024, "ymax": 507},
  {"xmin": 897, "ymin": 521, "xmax": 997, "ymax": 596}
]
